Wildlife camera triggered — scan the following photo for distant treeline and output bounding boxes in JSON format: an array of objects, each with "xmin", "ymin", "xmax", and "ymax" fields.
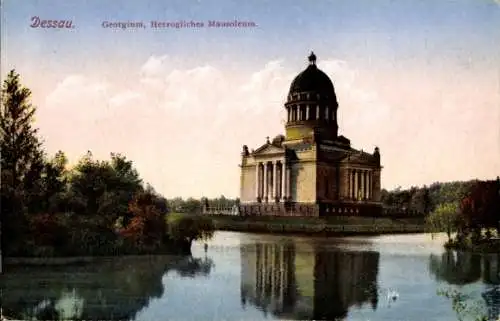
[
  {"xmin": 167, "ymin": 196, "xmax": 239, "ymax": 214},
  {"xmin": 168, "ymin": 180, "xmax": 493, "ymax": 216},
  {"xmin": 380, "ymin": 180, "xmax": 486, "ymax": 215}
]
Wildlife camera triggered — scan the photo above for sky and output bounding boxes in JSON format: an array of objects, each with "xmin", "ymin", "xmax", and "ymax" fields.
[{"xmin": 1, "ymin": 0, "xmax": 500, "ymax": 198}]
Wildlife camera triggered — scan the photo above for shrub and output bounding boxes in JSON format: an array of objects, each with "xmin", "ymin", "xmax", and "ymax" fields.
[
  {"xmin": 166, "ymin": 213, "xmax": 215, "ymax": 244},
  {"xmin": 119, "ymin": 191, "xmax": 166, "ymax": 252}
]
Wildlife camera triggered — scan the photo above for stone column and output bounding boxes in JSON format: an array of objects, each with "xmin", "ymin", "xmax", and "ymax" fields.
[
  {"xmin": 365, "ymin": 171, "xmax": 368, "ymax": 200},
  {"xmin": 347, "ymin": 168, "xmax": 354, "ymax": 199},
  {"xmin": 370, "ymin": 170, "xmax": 373, "ymax": 200},
  {"xmin": 263, "ymin": 162, "xmax": 268, "ymax": 202},
  {"xmin": 364, "ymin": 171, "xmax": 368, "ymax": 199},
  {"xmin": 352, "ymin": 170, "xmax": 356, "ymax": 199},
  {"xmin": 295, "ymin": 106, "xmax": 300, "ymax": 121},
  {"xmin": 367, "ymin": 171, "xmax": 371, "ymax": 200},
  {"xmin": 286, "ymin": 167, "xmax": 291, "ymax": 201},
  {"xmin": 272, "ymin": 161, "xmax": 278, "ymax": 200},
  {"xmin": 255, "ymin": 163, "xmax": 260, "ymax": 200},
  {"xmin": 347, "ymin": 169, "xmax": 351, "ymax": 199},
  {"xmin": 325, "ymin": 106, "xmax": 329, "ymax": 121},
  {"xmin": 346, "ymin": 169, "xmax": 350, "ymax": 199},
  {"xmin": 361, "ymin": 171, "xmax": 365, "ymax": 200},
  {"xmin": 354, "ymin": 170, "xmax": 358, "ymax": 200},
  {"xmin": 281, "ymin": 161, "xmax": 286, "ymax": 200},
  {"xmin": 316, "ymin": 105, "xmax": 320, "ymax": 120},
  {"xmin": 287, "ymin": 108, "xmax": 290, "ymax": 122},
  {"xmin": 306, "ymin": 105, "xmax": 310, "ymax": 120},
  {"xmin": 362, "ymin": 171, "xmax": 366, "ymax": 199}
]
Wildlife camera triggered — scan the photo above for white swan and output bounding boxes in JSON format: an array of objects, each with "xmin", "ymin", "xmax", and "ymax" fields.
[{"xmin": 387, "ymin": 289, "xmax": 399, "ymax": 302}]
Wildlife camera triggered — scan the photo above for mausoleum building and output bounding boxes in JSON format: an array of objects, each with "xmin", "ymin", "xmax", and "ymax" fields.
[{"xmin": 239, "ymin": 52, "xmax": 382, "ymax": 216}]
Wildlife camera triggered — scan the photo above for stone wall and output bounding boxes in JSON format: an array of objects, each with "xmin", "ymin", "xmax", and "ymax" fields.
[
  {"xmin": 291, "ymin": 162, "xmax": 317, "ymax": 203},
  {"xmin": 240, "ymin": 203, "xmax": 320, "ymax": 217},
  {"xmin": 316, "ymin": 164, "xmax": 339, "ymax": 202},
  {"xmin": 285, "ymin": 125, "xmax": 314, "ymax": 141},
  {"xmin": 239, "ymin": 202, "xmax": 383, "ymax": 218},
  {"xmin": 339, "ymin": 166, "xmax": 350, "ymax": 199},
  {"xmin": 240, "ymin": 165, "xmax": 257, "ymax": 203},
  {"xmin": 372, "ymin": 169, "xmax": 381, "ymax": 202}
]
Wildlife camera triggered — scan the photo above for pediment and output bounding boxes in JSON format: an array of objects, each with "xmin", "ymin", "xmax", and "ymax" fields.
[
  {"xmin": 253, "ymin": 143, "xmax": 285, "ymax": 156},
  {"xmin": 341, "ymin": 152, "xmax": 376, "ymax": 165}
]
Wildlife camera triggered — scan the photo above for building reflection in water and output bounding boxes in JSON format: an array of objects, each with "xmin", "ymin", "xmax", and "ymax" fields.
[{"xmin": 240, "ymin": 241, "xmax": 379, "ymax": 320}]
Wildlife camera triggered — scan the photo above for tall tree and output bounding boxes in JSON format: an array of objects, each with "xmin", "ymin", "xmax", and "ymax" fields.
[
  {"xmin": 0, "ymin": 70, "xmax": 44, "ymax": 188},
  {"xmin": 0, "ymin": 70, "xmax": 45, "ymax": 253}
]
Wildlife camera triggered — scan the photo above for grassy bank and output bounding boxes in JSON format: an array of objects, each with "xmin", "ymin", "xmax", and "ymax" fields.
[{"xmin": 204, "ymin": 214, "xmax": 425, "ymax": 235}]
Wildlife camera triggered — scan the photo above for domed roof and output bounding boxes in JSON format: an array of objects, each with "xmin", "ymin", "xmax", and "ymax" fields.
[{"xmin": 288, "ymin": 52, "xmax": 336, "ymax": 99}]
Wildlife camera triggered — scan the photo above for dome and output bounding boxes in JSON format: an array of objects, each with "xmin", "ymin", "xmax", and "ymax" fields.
[{"xmin": 288, "ymin": 52, "xmax": 336, "ymax": 100}]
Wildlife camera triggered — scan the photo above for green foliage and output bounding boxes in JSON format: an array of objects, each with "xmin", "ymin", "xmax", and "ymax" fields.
[
  {"xmin": 426, "ymin": 202, "xmax": 459, "ymax": 241},
  {"xmin": 0, "ymin": 70, "xmax": 199, "ymax": 257},
  {"xmin": 381, "ymin": 181, "xmax": 478, "ymax": 215},
  {"xmin": 437, "ymin": 288, "xmax": 489, "ymax": 321},
  {"xmin": 0, "ymin": 70, "xmax": 45, "ymax": 253},
  {"xmin": 68, "ymin": 151, "xmax": 143, "ymax": 218},
  {"xmin": 166, "ymin": 213, "xmax": 215, "ymax": 243},
  {"xmin": 0, "ymin": 70, "xmax": 44, "ymax": 187}
]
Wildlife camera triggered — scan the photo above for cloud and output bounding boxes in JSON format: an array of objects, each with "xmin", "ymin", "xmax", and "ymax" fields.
[
  {"xmin": 140, "ymin": 54, "xmax": 171, "ymax": 78},
  {"xmin": 37, "ymin": 54, "xmax": 500, "ymax": 197},
  {"xmin": 109, "ymin": 91, "xmax": 142, "ymax": 107},
  {"xmin": 37, "ymin": 57, "xmax": 397, "ymax": 197}
]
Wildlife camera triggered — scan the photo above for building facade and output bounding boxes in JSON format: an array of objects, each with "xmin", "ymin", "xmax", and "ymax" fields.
[{"xmin": 239, "ymin": 52, "xmax": 382, "ymax": 217}]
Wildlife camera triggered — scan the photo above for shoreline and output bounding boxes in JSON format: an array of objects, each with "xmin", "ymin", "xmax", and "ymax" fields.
[
  {"xmin": 207, "ymin": 214, "xmax": 426, "ymax": 235},
  {"xmin": 3, "ymin": 254, "xmax": 187, "ymax": 266},
  {"xmin": 213, "ymin": 223, "xmax": 425, "ymax": 236}
]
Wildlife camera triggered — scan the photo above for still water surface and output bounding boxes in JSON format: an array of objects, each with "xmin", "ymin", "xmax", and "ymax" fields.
[{"xmin": 1, "ymin": 232, "xmax": 500, "ymax": 321}]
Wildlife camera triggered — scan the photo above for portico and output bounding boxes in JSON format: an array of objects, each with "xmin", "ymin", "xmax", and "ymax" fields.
[{"xmin": 254, "ymin": 159, "xmax": 289, "ymax": 202}]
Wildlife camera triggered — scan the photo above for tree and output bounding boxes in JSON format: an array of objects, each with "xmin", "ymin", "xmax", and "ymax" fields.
[
  {"xmin": 183, "ymin": 197, "xmax": 202, "ymax": 214},
  {"xmin": 409, "ymin": 186, "xmax": 431, "ymax": 214},
  {"xmin": 0, "ymin": 70, "xmax": 44, "ymax": 187},
  {"xmin": 460, "ymin": 180, "xmax": 500, "ymax": 237},
  {"xmin": 0, "ymin": 70, "xmax": 45, "ymax": 253},
  {"xmin": 68, "ymin": 152, "xmax": 143, "ymax": 222},
  {"xmin": 426, "ymin": 202, "xmax": 459, "ymax": 241},
  {"xmin": 25, "ymin": 150, "xmax": 69, "ymax": 214},
  {"xmin": 120, "ymin": 190, "xmax": 167, "ymax": 251}
]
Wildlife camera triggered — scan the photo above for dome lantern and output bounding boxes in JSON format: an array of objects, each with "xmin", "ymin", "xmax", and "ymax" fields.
[{"xmin": 284, "ymin": 52, "xmax": 340, "ymax": 141}]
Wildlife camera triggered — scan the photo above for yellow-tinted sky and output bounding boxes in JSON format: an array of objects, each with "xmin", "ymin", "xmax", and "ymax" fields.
[{"xmin": 2, "ymin": 0, "xmax": 500, "ymax": 198}]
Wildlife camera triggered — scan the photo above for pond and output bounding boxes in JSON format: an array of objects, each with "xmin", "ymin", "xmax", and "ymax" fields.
[{"xmin": 1, "ymin": 232, "xmax": 499, "ymax": 321}]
